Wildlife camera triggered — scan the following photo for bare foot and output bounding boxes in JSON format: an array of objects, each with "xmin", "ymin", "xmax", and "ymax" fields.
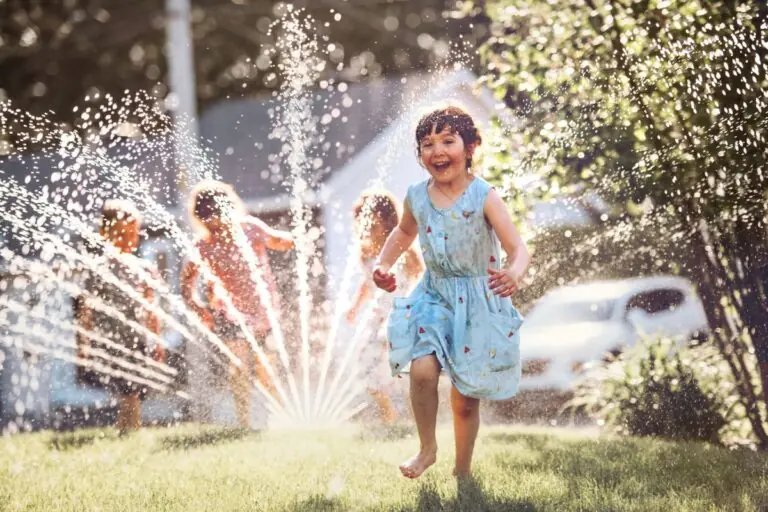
[{"xmin": 399, "ymin": 448, "xmax": 437, "ymax": 479}]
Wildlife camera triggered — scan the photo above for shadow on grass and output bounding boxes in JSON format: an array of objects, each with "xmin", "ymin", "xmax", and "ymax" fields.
[
  {"xmin": 406, "ymin": 477, "xmax": 537, "ymax": 512},
  {"xmin": 49, "ymin": 430, "xmax": 119, "ymax": 451},
  {"xmin": 159, "ymin": 427, "xmax": 259, "ymax": 451},
  {"xmin": 284, "ymin": 495, "xmax": 346, "ymax": 511},
  {"xmin": 488, "ymin": 431, "xmax": 768, "ymax": 510}
]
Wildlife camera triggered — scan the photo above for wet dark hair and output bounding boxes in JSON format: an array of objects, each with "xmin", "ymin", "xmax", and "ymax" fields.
[
  {"xmin": 189, "ymin": 180, "xmax": 243, "ymax": 220},
  {"xmin": 188, "ymin": 180, "xmax": 246, "ymax": 235},
  {"xmin": 415, "ymin": 106, "xmax": 482, "ymax": 169},
  {"xmin": 100, "ymin": 199, "xmax": 141, "ymax": 231},
  {"xmin": 352, "ymin": 189, "xmax": 400, "ymax": 239}
]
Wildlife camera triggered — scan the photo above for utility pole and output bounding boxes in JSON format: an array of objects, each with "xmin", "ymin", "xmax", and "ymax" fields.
[
  {"xmin": 165, "ymin": 0, "xmax": 209, "ymax": 423},
  {"xmin": 165, "ymin": 0, "xmax": 199, "ymax": 195}
]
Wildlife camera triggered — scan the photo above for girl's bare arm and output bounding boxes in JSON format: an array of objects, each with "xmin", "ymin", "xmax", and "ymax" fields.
[
  {"xmin": 181, "ymin": 260, "xmax": 210, "ymax": 320},
  {"xmin": 484, "ymin": 188, "xmax": 531, "ymax": 295},
  {"xmin": 247, "ymin": 217, "xmax": 294, "ymax": 252}
]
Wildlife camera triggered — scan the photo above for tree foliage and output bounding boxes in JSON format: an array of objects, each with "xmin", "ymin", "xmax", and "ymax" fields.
[
  {"xmin": 479, "ymin": 0, "xmax": 768, "ymax": 446},
  {"xmin": 0, "ymin": 0, "xmax": 486, "ymax": 121}
]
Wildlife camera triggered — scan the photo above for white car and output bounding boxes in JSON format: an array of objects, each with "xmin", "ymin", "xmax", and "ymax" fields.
[{"xmin": 519, "ymin": 276, "xmax": 709, "ymax": 392}]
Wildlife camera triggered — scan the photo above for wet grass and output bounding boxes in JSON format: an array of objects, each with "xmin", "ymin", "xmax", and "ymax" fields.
[{"xmin": 0, "ymin": 423, "xmax": 767, "ymax": 511}]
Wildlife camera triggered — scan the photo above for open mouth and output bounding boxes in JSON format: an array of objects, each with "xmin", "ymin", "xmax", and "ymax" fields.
[{"xmin": 433, "ymin": 162, "xmax": 450, "ymax": 172}]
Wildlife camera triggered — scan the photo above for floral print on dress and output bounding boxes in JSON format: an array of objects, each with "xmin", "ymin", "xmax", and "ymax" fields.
[{"xmin": 386, "ymin": 177, "xmax": 523, "ymax": 401}]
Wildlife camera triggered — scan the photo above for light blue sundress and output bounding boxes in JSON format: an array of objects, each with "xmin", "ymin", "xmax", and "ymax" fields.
[{"xmin": 387, "ymin": 177, "xmax": 523, "ymax": 400}]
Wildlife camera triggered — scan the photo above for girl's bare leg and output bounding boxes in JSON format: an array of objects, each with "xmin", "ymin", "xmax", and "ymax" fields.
[
  {"xmin": 254, "ymin": 351, "xmax": 277, "ymax": 399},
  {"xmin": 369, "ymin": 388, "xmax": 398, "ymax": 424},
  {"xmin": 400, "ymin": 354, "xmax": 440, "ymax": 478},
  {"xmin": 228, "ymin": 339, "xmax": 251, "ymax": 428},
  {"xmin": 117, "ymin": 392, "xmax": 141, "ymax": 434},
  {"xmin": 451, "ymin": 386, "xmax": 480, "ymax": 477}
]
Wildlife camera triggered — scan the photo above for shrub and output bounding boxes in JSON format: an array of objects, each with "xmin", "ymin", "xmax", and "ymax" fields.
[{"xmin": 566, "ymin": 337, "xmax": 754, "ymax": 445}]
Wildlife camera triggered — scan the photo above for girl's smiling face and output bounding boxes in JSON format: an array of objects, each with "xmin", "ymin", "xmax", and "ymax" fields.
[{"xmin": 419, "ymin": 125, "xmax": 476, "ymax": 184}]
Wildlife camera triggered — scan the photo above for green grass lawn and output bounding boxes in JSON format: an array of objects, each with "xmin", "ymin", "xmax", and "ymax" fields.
[{"xmin": 1, "ymin": 423, "xmax": 767, "ymax": 511}]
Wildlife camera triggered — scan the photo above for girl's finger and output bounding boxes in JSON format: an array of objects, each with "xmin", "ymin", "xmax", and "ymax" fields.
[{"xmin": 502, "ymin": 281, "xmax": 516, "ymax": 294}]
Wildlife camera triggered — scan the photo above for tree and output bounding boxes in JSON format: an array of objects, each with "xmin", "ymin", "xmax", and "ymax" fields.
[
  {"xmin": 478, "ymin": 0, "xmax": 768, "ymax": 446},
  {"xmin": 0, "ymin": 0, "xmax": 485, "ymax": 122}
]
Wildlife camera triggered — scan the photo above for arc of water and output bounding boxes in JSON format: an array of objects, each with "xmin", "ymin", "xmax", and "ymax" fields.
[
  {"xmin": 2, "ymin": 325, "xmax": 175, "ymax": 392},
  {"xmin": 3, "ymin": 256, "xmax": 180, "ymax": 377},
  {"xmin": 0, "ymin": 335, "xmax": 183, "ymax": 398},
  {"xmin": 0, "ymin": 210, "xmax": 304, "ymax": 418},
  {"xmin": 0, "ymin": 178, "xmax": 245, "ymax": 373},
  {"xmin": 1, "ymin": 101, "xmax": 304, "ymax": 420},
  {"xmin": 310, "ymin": 250, "xmax": 359, "ymax": 418},
  {"xmin": 1, "ymin": 297, "xmax": 176, "ymax": 386},
  {"xmin": 316, "ymin": 293, "xmax": 382, "ymax": 418},
  {"xmin": 0, "ymin": 208, "xmax": 243, "ymax": 368},
  {"xmin": 80, "ymin": 145, "xmax": 306, "ymax": 419},
  {"xmin": 1, "ymin": 294, "xmax": 288, "ymax": 419},
  {"xmin": 274, "ymin": 10, "xmax": 322, "ymax": 420},
  {"xmin": 1, "ymin": 162, "xmax": 300, "ymax": 421},
  {"xmin": 8, "ymin": 329, "xmax": 288, "ymax": 422}
]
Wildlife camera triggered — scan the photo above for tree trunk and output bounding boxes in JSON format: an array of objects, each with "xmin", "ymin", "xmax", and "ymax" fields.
[{"xmin": 690, "ymin": 225, "xmax": 768, "ymax": 447}]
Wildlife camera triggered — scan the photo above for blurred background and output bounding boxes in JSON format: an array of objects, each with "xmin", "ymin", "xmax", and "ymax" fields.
[{"xmin": 1, "ymin": 0, "xmax": 767, "ymax": 452}]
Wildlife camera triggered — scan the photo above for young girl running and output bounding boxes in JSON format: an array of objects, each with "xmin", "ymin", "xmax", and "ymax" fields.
[
  {"xmin": 346, "ymin": 189, "xmax": 423, "ymax": 423},
  {"xmin": 372, "ymin": 106, "xmax": 530, "ymax": 478}
]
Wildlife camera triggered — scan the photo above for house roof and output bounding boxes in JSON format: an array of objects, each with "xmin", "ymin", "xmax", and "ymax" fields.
[{"xmin": 199, "ymin": 72, "xmax": 445, "ymax": 201}]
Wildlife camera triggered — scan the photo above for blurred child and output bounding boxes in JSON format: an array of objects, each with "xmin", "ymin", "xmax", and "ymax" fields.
[
  {"xmin": 181, "ymin": 180, "xmax": 293, "ymax": 429},
  {"xmin": 346, "ymin": 189, "xmax": 423, "ymax": 423},
  {"xmin": 76, "ymin": 199, "xmax": 164, "ymax": 434}
]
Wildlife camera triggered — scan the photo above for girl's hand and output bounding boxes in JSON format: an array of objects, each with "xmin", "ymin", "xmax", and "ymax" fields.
[
  {"xmin": 373, "ymin": 266, "xmax": 397, "ymax": 293},
  {"xmin": 488, "ymin": 267, "xmax": 521, "ymax": 297}
]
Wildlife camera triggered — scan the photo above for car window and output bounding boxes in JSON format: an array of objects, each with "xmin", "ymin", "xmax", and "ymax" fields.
[{"xmin": 626, "ymin": 288, "xmax": 685, "ymax": 315}]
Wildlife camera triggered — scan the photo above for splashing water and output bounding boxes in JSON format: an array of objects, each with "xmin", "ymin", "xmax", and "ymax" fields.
[{"xmin": 0, "ymin": 7, "xmax": 491, "ymax": 433}]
